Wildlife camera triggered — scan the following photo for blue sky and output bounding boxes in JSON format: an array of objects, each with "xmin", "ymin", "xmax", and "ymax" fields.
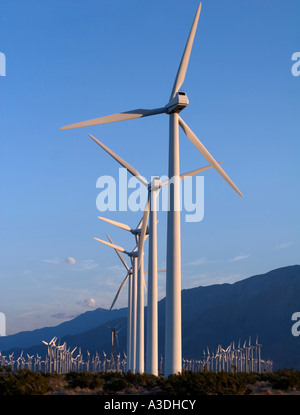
[{"xmin": 1, "ymin": 0, "xmax": 299, "ymax": 335}]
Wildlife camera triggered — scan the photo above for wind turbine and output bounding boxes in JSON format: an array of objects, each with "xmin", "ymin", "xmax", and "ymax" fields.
[
  {"xmin": 104, "ymin": 229, "xmax": 135, "ymax": 372},
  {"xmin": 90, "ymin": 133, "xmax": 222, "ymax": 375},
  {"xmin": 103, "ymin": 222, "xmax": 147, "ymax": 375},
  {"xmin": 95, "ymin": 233, "xmax": 143, "ymax": 373},
  {"xmin": 106, "ymin": 324, "xmax": 121, "ymax": 370},
  {"xmin": 104, "ymin": 215, "xmax": 167, "ymax": 376},
  {"xmin": 42, "ymin": 337, "xmax": 57, "ymax": 373},
  {"xmin": 109, "ymin": 251, "xmax": 134, "ymax": 372},
  {"xmin": 255, "ymin": 335, "xmax": 262, "ymax": 373},
  {"xmin": 103, "ymin": 215, "xmax": 147, "ymax": 374},
  {"xmin": 60, "ymin": 2, "xmax": 243, "ymax": 375}
]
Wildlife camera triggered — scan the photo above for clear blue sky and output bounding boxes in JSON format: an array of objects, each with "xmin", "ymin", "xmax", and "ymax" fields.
[{"xmin": 1, "ymin": 0, "xmax": 299, "ymax": 335}]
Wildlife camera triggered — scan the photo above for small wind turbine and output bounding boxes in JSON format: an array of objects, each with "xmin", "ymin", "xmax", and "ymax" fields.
[
  {"xmin": 256, "ymin": 335, "xmax": 262, "ymax": 373},
  {"xmin": 42, "ymin": 337, "xmax": 57, "ymax": 373},
  {"xmin": 106, "ymin": 324, "xmax": 121, "ymax": 370},
  {"xmin": 60, "ymin": 2, "xmax": 243, "ymax": 375}
]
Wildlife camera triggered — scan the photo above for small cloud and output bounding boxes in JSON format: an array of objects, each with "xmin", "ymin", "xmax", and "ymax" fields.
[
  {"xmin": 187, "ymin": 257, "xmax": 218, "ymax": 266},
  {"xmin": 273, "ymin": 242, "xmax": 293, "ymax": 250},
  {"xmin": 229, "ymin": 253, "xmax": 250, "ymax": 262},
  {"xmin": 65, "ymin": 257, "xmax": 76, "ymax": 265},
  {"xmin": 80, "ymin": 298, "xmax": 96, "ymax": 307}
]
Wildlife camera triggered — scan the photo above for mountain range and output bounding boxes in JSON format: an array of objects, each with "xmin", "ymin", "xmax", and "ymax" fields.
[{"xmin": 1, "ymin": 265, "xmax": 299, "ymax": 370}]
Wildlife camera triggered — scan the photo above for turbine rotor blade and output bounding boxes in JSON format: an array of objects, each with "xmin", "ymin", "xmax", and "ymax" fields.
[
  {"xmin": 170, "ymin": 2, "xmax": 202, "ymax": 99},
  {"xmin": 159, "ymin": 162, "xmax": 223, "ymax": 187},
  {"xmin": 110, "ymin": 271, "xmax": 130, "ymax": 310},
  {"xmin": 98, "ymin": 216, "xmax": 132, "ymax": 232},
  {"xmin": 159, "ymin": 162, "xmax": 224, "ymax": 187},
  {"xmin": 106, "ymin": 234, "xmax": 130, "ymax": 271},
  {"xmin": 178, "ymin": 116, "xmax": 243, "ymax": 197},
  {"xmin": 180, "ymin": 161, "xmax": 223, "ymax": 180},
  {"xmin": 89, "ymin": 134, "xmax": 148, "ymax": 187},
  {"xmin": 94, "ymin": 237, "xmax": 127, "ymax": 253},
  {"xmin": 60, "ymin": 107, "xmax": 166, "ymax": 130}
]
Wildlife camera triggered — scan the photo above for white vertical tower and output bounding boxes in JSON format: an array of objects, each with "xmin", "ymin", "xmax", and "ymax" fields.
[
  {"xmin": 136, "ymin": 254, "xmax": 145, "ymax": 373},
  {"xmin": 165, "ymin": 113, "xmax": 182, "ymax": 376},
  {"xmin": 146, "ymin": 179, "xmax": 159, "ymax": 375},
  {"xmin": 131, "ymin": 255, "xmax": 138, "ymax": 373},
  {"xmin": 0, "ymin": 312, "xmax": 6, "ymax": 336},
  {"xmin": 127, "ymin": 269, "xmax": 133, "ymax": 371}
]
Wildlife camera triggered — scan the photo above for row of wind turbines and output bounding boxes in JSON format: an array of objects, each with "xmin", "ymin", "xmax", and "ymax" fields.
[
  {"xmin": 0, "ymin": 336, "xmax": 272, "ymax": 375},
  {"xmin": 184, "ymin": 338, "xmax": 273, "ymax": 374},
  {"xmin": 0, "ymin": 337, "xmax": 128, "ymax": 374},
  {"xmin": 59, "ymin": 2, "xmax": 243, "ymax": 376}
]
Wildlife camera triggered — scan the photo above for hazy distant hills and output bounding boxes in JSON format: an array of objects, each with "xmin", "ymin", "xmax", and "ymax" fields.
[
  {"xmin": 1, "ymin": 265, "xmax": 299, "ymax": 370},
  {"xmin": 0, "ymin": 308, "xmax": 127, "ymax": 351}
]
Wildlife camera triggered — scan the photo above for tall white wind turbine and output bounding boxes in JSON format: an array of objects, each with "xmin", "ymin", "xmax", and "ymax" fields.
[{"xmin": 60, "ymin": 2, "xmax": 243, "ymax": 375}]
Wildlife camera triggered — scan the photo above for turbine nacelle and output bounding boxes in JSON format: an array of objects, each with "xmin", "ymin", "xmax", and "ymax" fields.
[
  {"xmin": 131, "ymin": 227, "xmax": 150, "ymax": 236},
  {"xmin": 165, "ymin": 91, "xmax": 189, "ymax": 114},
  {"xmin": 148, "ymin": 177, "xmax": 161, "ymax": 191}
]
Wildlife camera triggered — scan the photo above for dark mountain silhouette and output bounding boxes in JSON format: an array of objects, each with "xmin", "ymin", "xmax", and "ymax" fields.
[
  {"xmin": 181, "ymin": 265, "xmax": 300, "ymax": 370},
  {"xmin": 0, "ymin": 307, "xmax": 127, "ymax": 351},
  {"xmin": 1, "ymin": 265, "xmax": 299, "ymax": 370}
]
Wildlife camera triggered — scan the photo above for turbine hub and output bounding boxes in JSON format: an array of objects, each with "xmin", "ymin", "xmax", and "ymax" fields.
[
  {"xmin": 149, "ymin": 177, "xmax": 161, "ymax": 191},
  {"xmin": 165, "ymin": 91, "xmax": 189, "ymax": 114},
  {"xmin": 131, "ymin": 227, "xmax": 149, "ymax": 236}
]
